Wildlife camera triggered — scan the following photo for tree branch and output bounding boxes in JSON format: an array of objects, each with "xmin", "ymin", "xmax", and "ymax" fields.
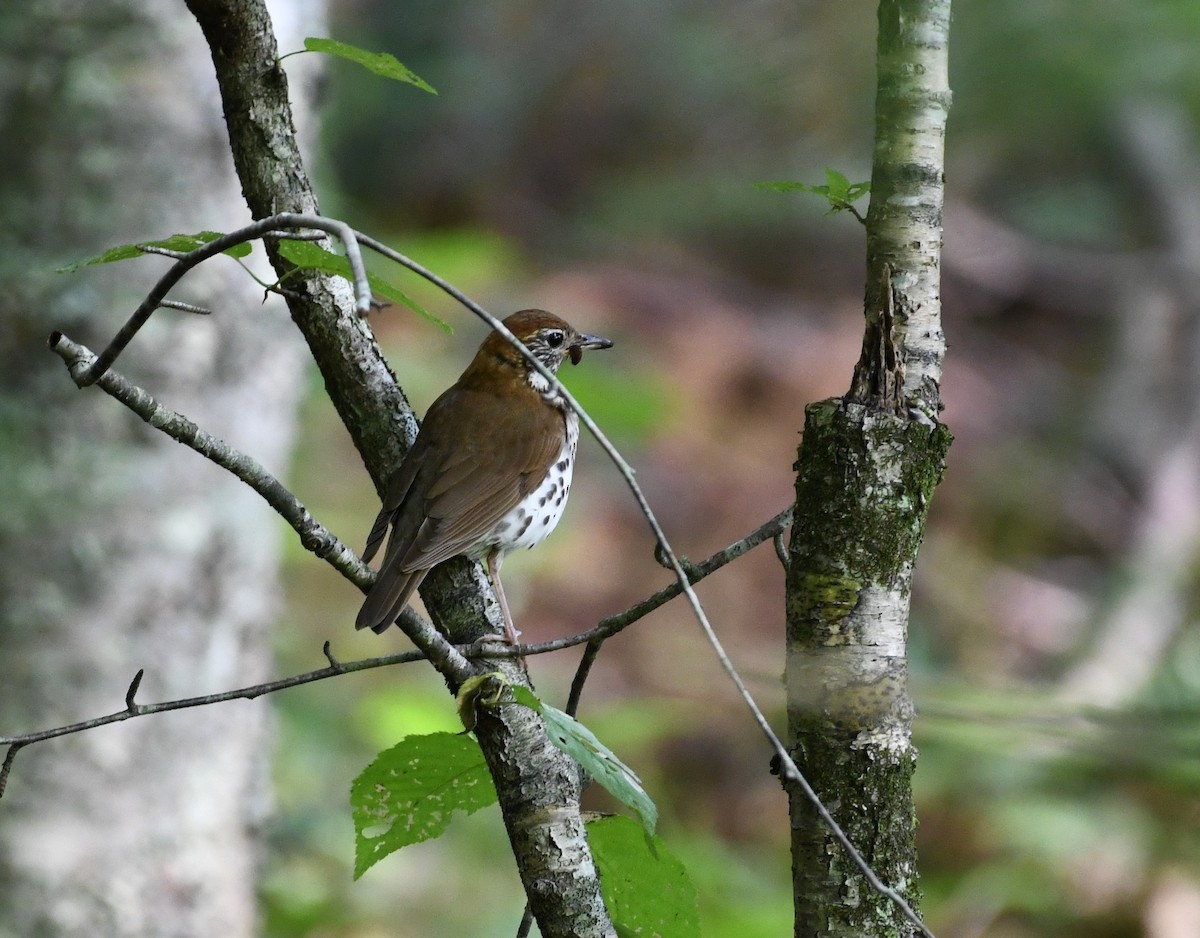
[
  {"xmin": 48, "ymin": 333, "xmax": 369, "ymax": 582},
  {"xmin": 0, "ymin": 507, "xmax": 794, "ymax": 800},
  {"xmin": 72, "ymin": 214, "xmax": 372, "ymax": 387}
]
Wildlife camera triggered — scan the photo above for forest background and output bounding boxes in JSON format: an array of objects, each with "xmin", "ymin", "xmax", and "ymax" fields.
[{"xmin": 3, "ymin": 1, "xmax": 1199, "ymax": 936}]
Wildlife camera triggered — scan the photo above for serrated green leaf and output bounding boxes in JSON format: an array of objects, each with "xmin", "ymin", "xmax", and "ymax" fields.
[
  {"xmin": 351, "ymin": 732, "xmax": 496, "ymax": 879},
  {"xmin": 755, "ymin": 171, "xmax": 870, "ymax": 217},
  {"xmin": 304, "ymin": 37, "xmax": 437, "ymax": 94},
  {"xmin": 276, "ymin": 239, "xmax": 450, "ymax": 332},
  {"xmin": 56, "ymin": 231, "xmax": 252, "ymax": 273},
  {"xmin": 588, "ymin": 815, "xmax": 699, "ymax": 938},
  {"xmin": 511, "ymin": 686, "xmax": 658, "ymax": 838},
  {"xmin": 823, "ymin": 167, "xmax": 852, "ymax": 199}
]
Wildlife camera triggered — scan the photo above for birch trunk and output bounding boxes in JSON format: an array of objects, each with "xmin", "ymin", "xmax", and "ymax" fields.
[
  {"xmin": 0, "ymin": 1, "xmax": 318, "ymax": 934},
  {"xmin": 785, "ymin": 1, "xmax": 952, "ymax": 934}
]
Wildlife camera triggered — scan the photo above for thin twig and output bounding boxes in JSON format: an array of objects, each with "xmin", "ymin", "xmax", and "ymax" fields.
[
  {"xmin": 0, "ymin": 648, "xmax": 421, "ymax": 751},
  {"xmin": 124, "ymin": 669, "xmax": 145, "ymax": 710},
  {"xmin": 158, "ymin": 299, "xmax": 213, "ymax": 315},
  {"xmin": 46, "ymin": 331, "xmax": 465, "ymax": 678},
  {"xmin": 563, "ymin": 507, "xmax": 794, "ymax": 715},
  {"xmin": 0, "ymin": 743, "xmax": 25, "ymax": 801},
  {"xmin": 138, "ymin": 244, "xmax": 189, "ymax": 260},
  {"xmin": 48, "ymin": 333, "xmax": 374, "ymax": 589},
  {"xmin": 71, "ymin": 213, "xmax": 371, "ymax": 386},
  {"xmin": 0, "ymin": 511, "xmax": 791, "ymax": 796},
  {"xmin": 774, "ymin": 531, "xmax": 789, "ymax": 569}
]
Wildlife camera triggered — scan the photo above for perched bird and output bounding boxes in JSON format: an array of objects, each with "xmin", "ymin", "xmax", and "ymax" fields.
[{"xmin": 356, "ymin": 309, "xmax": 613, "ymax": 640}]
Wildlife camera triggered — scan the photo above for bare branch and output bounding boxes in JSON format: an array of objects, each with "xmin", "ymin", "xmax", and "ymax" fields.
[
  {"xmin": 774, "ymin": 531, "xmax": 789, "ymax": 569},
  {"xmin": 0, "ymin": 508, "xmax": 793, "ymax": 798},
  {"xmin": 158, "ymin": 299, "xmax": 213, "ymax": 315},
  {"xmin": 556, "ymin": 506, "xmax": 794, "ymax": 660},
  {"xmin": 124, "ymin": 669, "xmax": 145, "ymax": 710},
  {"xmin": 0, "ymin": 743, "xmax": 24, "ymax": 802},
  {"xmin": 137, "ymin": 244, "xmax": 189, "ymax": 260},
  {"xmin": 0, "ymin": 647, "xmax": 425, "ymax": 761},
  {"xmin": 47, "ymin": 332, "xmax": 374, "ymax": 587}
]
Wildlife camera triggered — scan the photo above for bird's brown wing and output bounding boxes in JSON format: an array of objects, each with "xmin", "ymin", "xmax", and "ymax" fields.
[
  {"xmin": 355, "ymin": 384, "xmax": 564, "ymax": 632},
  {"xmin": 355, "ymin": 441, "xmax": 440, "ymax": 631},
  {"xmin": 399, "ymin": 385, "xmax": 566, "ymax": 569}
]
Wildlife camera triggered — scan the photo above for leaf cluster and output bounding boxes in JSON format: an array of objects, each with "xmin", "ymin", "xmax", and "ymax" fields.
[
  {"xmin": 756, "ymin": 168, "xmax": 870, "ymax": 222},
  {"xmin": 351, "ymin": 681, "xmax": 697, "ymax": 934}
]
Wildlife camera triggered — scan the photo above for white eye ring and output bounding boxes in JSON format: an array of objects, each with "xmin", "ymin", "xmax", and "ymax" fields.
[{"xmin": 545, "ymin": 329, "xmax": 565, "ymax": 348}]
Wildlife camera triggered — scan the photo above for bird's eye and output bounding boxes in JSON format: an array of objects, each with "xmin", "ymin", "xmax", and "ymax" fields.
[{"xmin": 545, "ymin": 330, "xmax": 565, "ymax": 348}]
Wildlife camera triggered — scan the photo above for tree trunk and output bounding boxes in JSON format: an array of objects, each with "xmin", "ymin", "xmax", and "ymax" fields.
[
  {"xmin": 182, "ymin": 1, "xmax": 615, "ymax": 934},
  {"xmin": 784, "ymin": 1, "xmax": 952, "ymax": 934},
  {"xmin": 0, "ymin": 0, "xmax": 317, "ymax": 934}
]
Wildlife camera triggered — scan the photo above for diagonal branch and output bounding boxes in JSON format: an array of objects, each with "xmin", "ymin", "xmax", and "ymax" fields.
[
  {"xmin": 351, "ymin": 237, "xmax": 816, "ymax": 789},
  {"xmin": 45, "ymin": 330, "xmax": 466, "ymax": 676},
  {"xmin": 48, "ymin": 333, "xmax": 369, "ymax": 585},
  {"xmin": 563, "ymin": 506, "xmax": 793, "ymax": 714},
  {"xmin": 0, "ymin": 509, "xmax": 792, "ymax": 802}
]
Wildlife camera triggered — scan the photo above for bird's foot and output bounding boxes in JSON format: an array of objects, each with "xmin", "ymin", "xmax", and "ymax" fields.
[{"xmin": 467, "ymin": 632, "xmax": 516, "ymax": 656}]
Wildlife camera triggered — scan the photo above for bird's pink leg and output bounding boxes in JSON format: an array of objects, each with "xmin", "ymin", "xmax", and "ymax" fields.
[{"xmin": 486, "ymin": 549, "xmax": 521, "ymax": 644}]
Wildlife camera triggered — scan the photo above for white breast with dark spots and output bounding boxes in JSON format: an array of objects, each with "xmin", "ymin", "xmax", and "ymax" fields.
[{"xmin": 476, "ymin": 410, "xmax": 579, "ymax": 556}]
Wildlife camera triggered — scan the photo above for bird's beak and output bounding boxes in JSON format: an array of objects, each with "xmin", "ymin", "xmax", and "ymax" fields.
[{"xmin": 569, "ymin": 332, "xmax": 614, "ymax": 365}]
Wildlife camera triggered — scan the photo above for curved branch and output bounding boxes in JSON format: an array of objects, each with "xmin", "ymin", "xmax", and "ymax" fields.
[
  {"xmin": 353, "ymin": 236, "xmax": 810, "ymax": 777},
  {"xmin": 45, "ymin": 330, "xmax": 454, "ymax": 661},
  {"xmin": 65, "ymin": 213, "xmax": 372, "ymax": 387}
]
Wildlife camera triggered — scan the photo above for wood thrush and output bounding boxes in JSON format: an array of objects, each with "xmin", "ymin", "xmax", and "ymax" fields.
[{"xmin": 356, "ymin": 309, "xmax": 613, "ymax": 640}]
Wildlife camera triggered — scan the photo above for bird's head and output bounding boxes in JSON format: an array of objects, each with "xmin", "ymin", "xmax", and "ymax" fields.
[{"xmin": 484, "ymin": 309, "xmax": 613, "ymax": 377}]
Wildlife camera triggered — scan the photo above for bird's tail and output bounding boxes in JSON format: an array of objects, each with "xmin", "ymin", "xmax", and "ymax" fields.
[{"xmin": 356, "ymin": 567, "xmax": 429, "ymax": 634}]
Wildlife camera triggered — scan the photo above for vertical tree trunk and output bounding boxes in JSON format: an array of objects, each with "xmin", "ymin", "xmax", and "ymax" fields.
[
  {"xmin": 182, "ymin": 2, "xmax": 615, "ymax": 934},
  {"xmin": 0, "ymin": 1, "xmax": 319, "ymax": 934},
  {"xmin": 784, "ymin": 1, "xmax": 952, "ymax": 934}
]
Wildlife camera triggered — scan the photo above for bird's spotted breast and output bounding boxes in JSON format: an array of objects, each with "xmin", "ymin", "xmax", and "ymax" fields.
[{"xmin": 468, "ymin": 417, "xmax": 579, "ymax": 559}]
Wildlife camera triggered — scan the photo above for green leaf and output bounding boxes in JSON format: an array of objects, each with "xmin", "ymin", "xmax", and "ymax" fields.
[
  {"xmin": 754, "ymin": 167, "xmax": 870, "ymax": 217},
  {"xmin": 56, "ymin": 231, "xmax": 252, "ymax": 273},
  {"xmin": 350, "ymin": 732, "xmax": 497, "ymax": 879},
  {"xmin": 275, "ymin": 239, "xmax": 450, "ymax": 332},
  {"xmin": 822, "ymin": 167, "xmax": 853, "ymax": 200},
  {"xmin": 303, "ymin": 37, "xmax": 437, "ymax": 94},
  {"xmin": 510, "ymin": 686, "xmax": 658, "ymax": 838},
  {"xmin": 588, "ymin": 815, "xmax": 700, "ymax": 938}
]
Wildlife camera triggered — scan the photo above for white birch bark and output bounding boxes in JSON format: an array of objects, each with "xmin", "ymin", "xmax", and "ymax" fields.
[{"xmin": 0, "ymin": 1, "xmax": 320, "ymax": 934}]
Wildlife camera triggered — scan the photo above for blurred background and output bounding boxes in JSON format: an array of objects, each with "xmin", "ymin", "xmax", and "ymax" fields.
[
  {"xmin": 4, "ymin": 1, "xmax": 1199, "ymax": 936},
  {"xmin": 274, "ymin": 1, "xmax": 1200, "ymax": 935}
]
